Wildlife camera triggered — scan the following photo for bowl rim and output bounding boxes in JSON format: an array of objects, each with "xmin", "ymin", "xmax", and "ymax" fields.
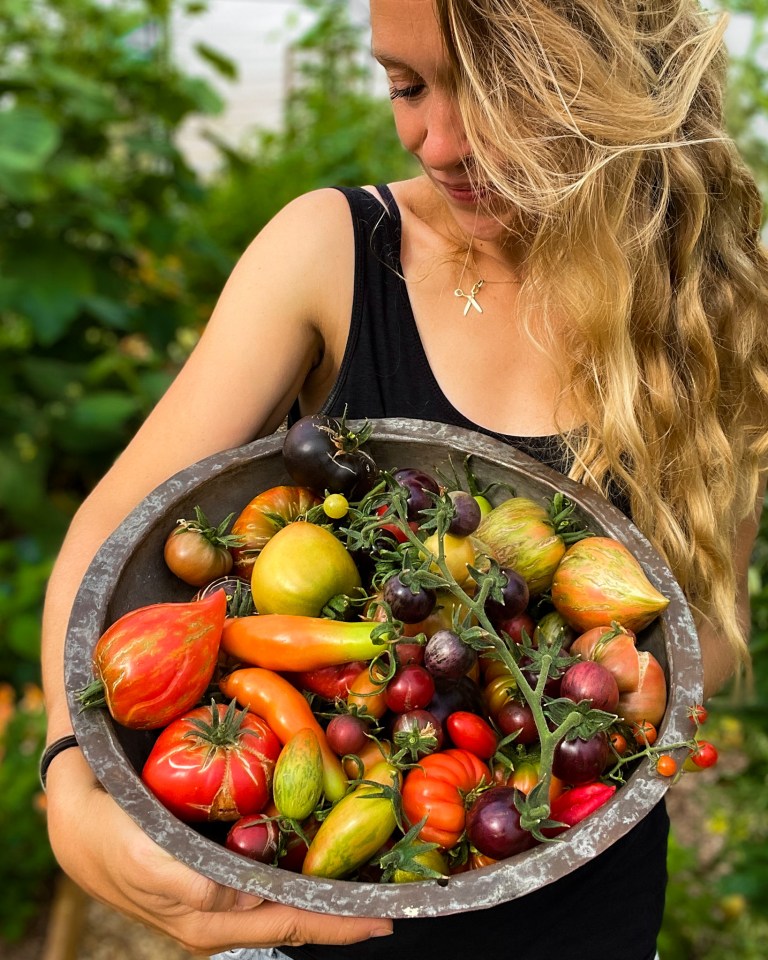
[{"xmin": 65, "ymin": 417, "xmax": 703, "ymax": 918}]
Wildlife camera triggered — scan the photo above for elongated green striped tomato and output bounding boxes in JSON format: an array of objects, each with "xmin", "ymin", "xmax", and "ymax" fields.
[
  {"xmin": 551, "ymin": 537, "xmax": 669, "ymax": 633},
  {"xmin": 221, "ymin": 615, "xmax": 387, "ymax": 671},
  {"xmin": 273, "ymin": 728, "xmax": 324, "ymax": 819},
  {"xmin": 250, "ymin": 521, "xmax": 361, "ymax": 616},
  {"xmin": 302, "ymin": 761, "xmax": 401, "ymax": 879},
  {"xmin": 77, "ymin": 589, "xmax": 226, "ymax": 729}
]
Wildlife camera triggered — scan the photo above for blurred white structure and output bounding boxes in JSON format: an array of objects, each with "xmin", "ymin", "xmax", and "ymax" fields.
[
  {"xmin": 172, "ymin": 0, "xmax": 379, "ymax": 175},
  {"xmin": 171, "ymin": 1, "xmax": 759, "ymax": 176}
]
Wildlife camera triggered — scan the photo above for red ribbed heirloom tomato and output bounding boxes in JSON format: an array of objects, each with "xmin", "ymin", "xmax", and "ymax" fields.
[
  {"xmin": 141, "ymin": 700, "xmax": 281, "ymax": 823},
  {"xmin": 77, "ymin": 589, "xmax": 227, "ymax": 730},
  {"xmin": 402, "ymin": 748, "xmax": 490, "ymax": 848},
  {"xmin": 230, "ymin": 485, "xmax": 321, "ymax": 575}
]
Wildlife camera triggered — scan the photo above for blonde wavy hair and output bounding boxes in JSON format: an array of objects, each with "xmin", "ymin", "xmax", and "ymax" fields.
[{"xmin": 437, "ymin": 0, "xmax": 768, "ymax": 674}]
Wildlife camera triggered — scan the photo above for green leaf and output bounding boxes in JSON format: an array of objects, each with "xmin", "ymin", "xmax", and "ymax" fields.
[
  {"xmin": 17, "ymin": 357, "xmax": 87, "ymax": 401},
  {"xmin": 194, "ymin": 41, "xmax": 238, "ymax": 80},
  {"xmin": 64, "ymin": 391, "xmax": 141, "ymax": 437},
  {"xmin": 7, "ymin": 247, "xmax": 94, "ymax": 344},
  {"xmin": 0, "ymin": 106, "xmax": 60, "ymax": 172}
]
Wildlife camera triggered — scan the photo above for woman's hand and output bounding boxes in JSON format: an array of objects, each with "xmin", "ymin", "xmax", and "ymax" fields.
[{"xmin": 45, "ymin": 749, "xmax": 393, "ymax": 955}]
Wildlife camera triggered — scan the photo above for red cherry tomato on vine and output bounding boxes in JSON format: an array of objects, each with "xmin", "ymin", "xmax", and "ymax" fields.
[
  {"xmin": 688, "ymin": 703, "xmax": 709, "ymax": 726},
  {"xmin": 685, "ymin": 739, "xmax": 719, "ymax": 770},
  {"xmin": 446, "ymin": 711, "xmax": 498, "ymax": 759},
  {"xmin": 631, "ymin": 720, "xmax": 657, "ymax": 746},
  {"xmin": 656, "ymin": 754, "xmax": 677, "ymax": 777}
]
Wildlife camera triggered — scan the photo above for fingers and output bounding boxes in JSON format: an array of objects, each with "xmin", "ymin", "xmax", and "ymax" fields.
[
  {"xmin": 249, "ymin": 901, "xmax": 394, "ymax": 947},
  {"xmin": 115, "ymin": 842, "xmax": 393, "ymax": 953},
  {"xmin": 174, "ymin": 899, "xmax": 393, "ymax": 954}
]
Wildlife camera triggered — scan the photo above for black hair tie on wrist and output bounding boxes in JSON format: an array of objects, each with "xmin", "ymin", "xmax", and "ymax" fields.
[{"xmin": 39, "ymin": 734, "xmax": 80, "ymax": 791}]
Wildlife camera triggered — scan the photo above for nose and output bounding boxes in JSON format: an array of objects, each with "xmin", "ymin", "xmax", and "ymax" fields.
[{"xmin": 418, "ymin": 93, "xmax": 470, "ymax": 172}]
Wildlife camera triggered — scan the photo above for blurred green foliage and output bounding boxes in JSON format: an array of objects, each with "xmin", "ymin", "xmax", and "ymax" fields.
[
  {"xmin": 0, "ymin": 0, "xmax": 766, "ymax": 951},
  {"xmin": 0, "ymin": 0, "xmax": 412, "ymax": 942},
  {"xmin": 0, "ymin": 686, "xmax": 51, "ymax": 942}
]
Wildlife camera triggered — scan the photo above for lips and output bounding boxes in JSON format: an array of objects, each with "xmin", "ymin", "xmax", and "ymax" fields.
[{"xmin": 436, "ymin": 179, "xmax": 489, "ymax": 205}]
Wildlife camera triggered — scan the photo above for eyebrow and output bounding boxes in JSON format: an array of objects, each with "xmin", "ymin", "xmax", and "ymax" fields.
[{"xmin": 370, "ymin": 50, "xmax": 412, "ymax": 69}]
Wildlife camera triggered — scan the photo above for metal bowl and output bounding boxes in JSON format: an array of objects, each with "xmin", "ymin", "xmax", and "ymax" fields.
[{"xmin": 65, "ymin": 418, "xmax": 702, "ymax": 918}]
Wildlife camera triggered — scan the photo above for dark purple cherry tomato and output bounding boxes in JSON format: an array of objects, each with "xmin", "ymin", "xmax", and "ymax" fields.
[
  {"xmin": 496, "ymin": 699, "xmax": 539, "ymax": 745},
  {"xmin": 325, "ymin": 713, "xmax": 370, "ymax": 756},
  {"xmin": 282, "ymin": 414, "xmax": 378, "ymax": 498},
  {"xmin": 552, "ymin": 731, "xmax": 611, "ymax": 785},
  {"xmin": 392, "ymin": 468, "xmax": 440, "ymax": 521},
  {"xmin": 484, "ymin": 567, "xmax": 530, "ymax": 626},
  {"xmin": 423, "ymin": 629, "xmax": 477, "ymax": 682},
  {"xmin": 495, "ymin": 611, "xmax": 536, "ymax": 644},
  {"xmin": 428, "ymin": 676, "xmax": 484, "ymax": 725},
  {"xmin": 465, "ymin": 786, "xmax": 539, "ymax": 860},
  {"xmin": 385, "ymin": 664, "xmax": 436, "ymax": 714},
  {"xmin": 382, "ymin": 573, "xmax": 436, "ymax": 624},
  {"xmin": 447, "ymin": 490, "xmax": 482, "ymax": 536}
]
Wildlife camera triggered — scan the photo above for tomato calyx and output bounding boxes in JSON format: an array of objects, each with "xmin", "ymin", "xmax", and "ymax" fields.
[
  {"xmin": 171, "ymin": 506, "xmax": 245, "ymax": 551},
  {"xmin": 515, "ymin": 779, "xmax": 565, "ymax": 841},
  {"xmin": 196, "ymin": 576, "xmax": 255, "ymax": 617},
  {"xmin": 320, "ymin": 586, "xmax": 373, "ymax": 621},
  {"xmin": 374, "ymin": 817, "xmax": 448, "ymax": 883},
  {"xmin": 392, "ymin": 718, "xmax": 441, "ymax": 764},
  {"xmin": 76, "ymin": 677, "xmax": 107, "ymax": 711},
  {"xmin": 183, "ymin": 698, "xmax": 258, "ymax": 751},
  {"xmin": 687, "ymin": 703, "xmax": 709, "ymax": 727},
  {"xmin": 545, "ymin": 492, "xmax": 593, "ymax": 545},
  {"xmin": 319, "ymin": 408, "xmax": 375, "ymax": 456}
]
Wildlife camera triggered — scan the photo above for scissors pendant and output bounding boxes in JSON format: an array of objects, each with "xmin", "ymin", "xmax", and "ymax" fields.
[{"xmin": 454, "ymin": 279, "xmax": 484, "ymax": 316}]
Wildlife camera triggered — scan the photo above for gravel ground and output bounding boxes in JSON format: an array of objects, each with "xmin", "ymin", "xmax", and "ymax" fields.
[
  {"xmin": 4, "ymin": 882, "xmax": 204, "ymax": 960},
  {"xmin": 76, "ymin": 898, "xmax": 204, "ymax": 960}
]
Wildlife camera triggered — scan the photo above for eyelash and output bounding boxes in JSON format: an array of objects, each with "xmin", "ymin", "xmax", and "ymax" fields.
[{"xmin": 389, "ymin": 84, "xmax": 425, "ymax": 102}]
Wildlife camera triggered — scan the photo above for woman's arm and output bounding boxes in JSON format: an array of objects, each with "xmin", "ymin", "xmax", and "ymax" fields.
[{"xmin": 41, "ymin": 188, "xmax": 394, "ymax": 951}]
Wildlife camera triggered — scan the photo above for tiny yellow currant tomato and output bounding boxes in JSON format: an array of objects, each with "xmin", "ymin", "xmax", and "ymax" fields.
[{"xmin": 323, "ymin": 493, "xmax": 349, "ymax": 520}]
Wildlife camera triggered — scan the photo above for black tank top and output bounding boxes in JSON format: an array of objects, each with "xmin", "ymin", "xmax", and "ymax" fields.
[{"xmin": 283, "ymin": 185, "xmax": 668, "ymax": 960}]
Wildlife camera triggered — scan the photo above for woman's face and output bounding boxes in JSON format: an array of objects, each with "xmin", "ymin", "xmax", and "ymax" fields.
[{"xmin": 370, "ymin": 0, "xmax": 505, "ymax": 240}]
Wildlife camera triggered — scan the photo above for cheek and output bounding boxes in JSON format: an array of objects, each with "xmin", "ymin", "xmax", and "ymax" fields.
[{"xmin": 391, "ymin": 108, "xmax": 422, "ymax": 156}]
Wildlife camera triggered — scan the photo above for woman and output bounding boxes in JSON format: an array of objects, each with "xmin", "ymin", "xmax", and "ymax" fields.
[{"xmin": 41, "ymin": 1, "xmax": 768, "ymax": 958}]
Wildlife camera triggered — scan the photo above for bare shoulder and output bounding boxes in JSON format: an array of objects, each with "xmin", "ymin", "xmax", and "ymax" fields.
[
  {"xmin": 242, "ymin": 187, "xmax": 354, "ymax": 260},
  {"xmin": 222, "ymin": 188, "xmax": 353, "ymax": 324}
]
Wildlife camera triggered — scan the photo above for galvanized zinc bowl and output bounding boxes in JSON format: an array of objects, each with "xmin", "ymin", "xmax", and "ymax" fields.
[{"xmin": 64, "ymin": 418, "xmax": 702, "ymax": 918}]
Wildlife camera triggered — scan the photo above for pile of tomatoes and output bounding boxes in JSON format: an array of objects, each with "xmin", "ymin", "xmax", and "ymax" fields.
[{"xmin": 80, "ymin": 413, "xmax": 718, "ymax": 883}]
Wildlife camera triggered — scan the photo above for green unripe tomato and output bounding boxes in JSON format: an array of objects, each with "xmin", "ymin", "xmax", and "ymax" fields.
[
  {"xmin": 273, "ymin": 728, "xmax": 325, "ymax": 820},
  {"xmin": 250, "ymin": 521, "xmax": 361, "ymax": 616},
  {"xmin": 392, "ymin": 844, "xmax": 449, "ymax": 883}
]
